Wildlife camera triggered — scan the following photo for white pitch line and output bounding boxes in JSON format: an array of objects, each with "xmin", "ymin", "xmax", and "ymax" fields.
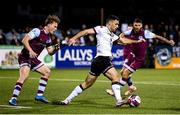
[
  {"xmin": 0, "ymin": 76, "xmax": 179, "ymax": 86},
  {"xmin": 0, "ymin": 104, "xmax": 32, "ymax": 109}
]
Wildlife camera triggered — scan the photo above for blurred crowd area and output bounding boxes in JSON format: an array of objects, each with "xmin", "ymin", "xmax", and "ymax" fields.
[
  {"xmin": 0, "ymin": 22, "xmax": 180, "ymax": 47},
  {"xmin": 1, "ymin": 22, "xmax": 180, "ymax": 46},
  {"xmin": 0, "ymin": 22, "xmax": 180, "ymax": 68},
  {"xmin": 0, "ymin": 22, "xmax": 180, "ymax": 55},
  {"xmin": 0, "ymin": 0, "xmax": 179, "ymax": 68}
]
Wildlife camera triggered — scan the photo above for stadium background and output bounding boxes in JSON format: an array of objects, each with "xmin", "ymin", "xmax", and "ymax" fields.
[
  {"xmin": 0, "ymin": 0, "xmax": 180, "ymax": 114},
  {"xmin": 0, "ymin": 0, "xmax": 179, "ymax": 69}
]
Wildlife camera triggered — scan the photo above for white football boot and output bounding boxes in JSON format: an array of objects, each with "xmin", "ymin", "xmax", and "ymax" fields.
[{"xmin": 106, "ymin": 85, "xmax": 137, "ymax": 96}]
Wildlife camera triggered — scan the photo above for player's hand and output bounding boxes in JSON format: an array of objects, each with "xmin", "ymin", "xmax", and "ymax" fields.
[
  {"xmin": 138, "ymin": 38, "xmax": 146, "ymax": 43},
  {"xmin": 29, "ymin": 50, "xmax": 37, "ymax": 58},
  {"xmin": 68, "ymin": 38, "xmax": 76, "ymax": 46},
  {"xmin": 169, "ymin": 40, "xmax": 175, "ymax": 46},
  {"xmin": 54, "ymin": 43, "xmax": 60, "ymax": 50}
]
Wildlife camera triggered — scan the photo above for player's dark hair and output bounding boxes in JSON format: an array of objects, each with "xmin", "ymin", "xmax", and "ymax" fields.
[
  {"xmin": 45, "ymin": 15, "xmax": 60, "ymax": 25},
  {"xmin": 106, "ymin": 15, "xmax": 119, "ymax": 24},
  {"xmin": 133, "ymin": 18, "xmax": 142, "ymax": 23}
]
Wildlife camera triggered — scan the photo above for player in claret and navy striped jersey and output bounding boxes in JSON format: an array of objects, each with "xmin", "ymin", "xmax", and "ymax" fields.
[
  {"xmin": 8, "ymin": 15, "xmax": 60, "ymax": 106},
  {"xmin": 106, "ymin": 18, "xmax": 175, "ymax": 97}
]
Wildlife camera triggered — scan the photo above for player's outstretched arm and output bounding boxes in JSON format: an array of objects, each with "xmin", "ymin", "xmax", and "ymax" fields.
[
  {"xmin": 68, "ymin": 28, "xmax": 95, "ymax": 45},
  {"xmin": 154, "ymin": 34, "xmax": 175, "ymax": 46},
  {"xmin": 118, "ymin": 37, "xmax": 145, "ymax": 45},
  {"xmin": 118, "ymin": 33, "xmax": 145, "ymax": 45}
]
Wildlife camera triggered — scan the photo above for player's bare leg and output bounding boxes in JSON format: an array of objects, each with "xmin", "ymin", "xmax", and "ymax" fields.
[
  {"xmin": 123, "ymin": 69, "xmax": 137, "ymax": 96},
  {"xmin": 105, "ymin": 67, "xmax": 126, "ymax": 107},
  {"xmin": 106, "ymin": 68, "xmax": 137, "ymax": 97},
  {"xmin": 124, "ymin": 76, "xmax": 137, "ymax": 96},
  {"xmin": 56, "ymin": 74, "xmax": 97, "ymax": 105},
  {"xmin": 9, "ymin": 66, "xmax": 30, "ymax": 106}
]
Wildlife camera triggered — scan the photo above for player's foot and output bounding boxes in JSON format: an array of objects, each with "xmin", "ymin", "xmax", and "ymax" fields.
[
  {"xmin": 106, "ymin": 89, "xmax": 114, "ymax": 96},
  {"xmin": 52, "ymin": 100, "xmax": 70, "ymax": 105},
  {"xmin": 59, "ymin": 100, "xmax": 70, "ymax": 105},
  {"xmin": 9, "ymin": 98, "xmax": 17, "ymax": 106},
  {"xmin": 116, "ymin": 99, "xmax": 127, "ymax": 107},
  {"xmin": 124, "ymin": 85, "xmax": 137, "ymax": 96},
  {"xmin": 35, "ymin": 95, "xmax": 50, "ymax": 103}
]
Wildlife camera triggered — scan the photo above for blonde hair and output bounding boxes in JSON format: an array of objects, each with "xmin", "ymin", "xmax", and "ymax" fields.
[{"xmin": 45, "ymin": 15, "xmax": 60, "ymax": 25}]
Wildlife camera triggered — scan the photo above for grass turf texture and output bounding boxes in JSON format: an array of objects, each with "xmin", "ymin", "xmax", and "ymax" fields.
[{"xmin": 0, "ymin": 68, "xmax": 180, "ymax": 114}]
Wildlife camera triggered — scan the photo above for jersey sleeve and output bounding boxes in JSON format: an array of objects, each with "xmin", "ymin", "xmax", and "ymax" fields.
[
  {"xmin": 144, "ymin": 30, "xmax": 155, "ymax": 39},
  {"xmin": 123, "ymin": 28, "xmax": 132, "ymax": 35},
  {"xmin": 27, "ymin": 28, "xmax": 40, "ymax": 39},
  {"xmin": 94, "ymin": 26, "xmax": 102, "ymax": 34},
  {"xmin": 112, "ymin": 34, "xmax": 119, "ymax": 42}
]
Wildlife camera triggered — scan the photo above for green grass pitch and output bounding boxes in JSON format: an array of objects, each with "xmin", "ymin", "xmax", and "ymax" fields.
[{"xmin": 0, "ymin": 68, "xmax": 180, "ymax": 114}]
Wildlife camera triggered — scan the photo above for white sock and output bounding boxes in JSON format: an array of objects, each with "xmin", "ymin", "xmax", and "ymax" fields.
[
  {"xmin": 37, "ymin": 77, "xmax": 48, "ymax": 96},
  {"xmin": 65, "ymin": 85, "xmax": 83, "ymax": 102},
  {"xmin": 112, "ymin": 83, "xmax": 122, "ymax": 101},
  {"xmin": 11, "ymin": 82, "xmax": 23, "ymax": 99}
]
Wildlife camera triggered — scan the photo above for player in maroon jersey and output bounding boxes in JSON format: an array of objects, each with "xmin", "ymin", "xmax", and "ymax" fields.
[
  {"xmin": 9, "ymin": 15, "xmax": 60, "ymax": 106},
  {"xmin": 106, "ymin": 18, "xmax": 175, "ymax": 97}
]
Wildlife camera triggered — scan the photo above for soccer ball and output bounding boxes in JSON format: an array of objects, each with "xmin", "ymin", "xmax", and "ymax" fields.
[{"xmin": 128, "ymin": 94, "xmax": 141, "ymax": 107}]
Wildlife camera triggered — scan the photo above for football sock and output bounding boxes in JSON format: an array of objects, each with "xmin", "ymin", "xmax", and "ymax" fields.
[
  {"xmin": 65, "ymin": 85, "xmax": 83, "ymax": 102},
  {"xmin": 112, "ymin": 82, "xmax": 122, "ymax": 101},
  {"xmin": 119, "ymin": 77, "xmax": 128, "ymax": 86},
  {"xmin": 127, "ymin": 77, "xmax": 133, "ymax": 86},
  {"xmin": 11, "ymin": 82, "xmax": 23, "ymax": 99},
  {"xmin": 37, "ymin": 77, "xmax": 48, "ymax": 96}
]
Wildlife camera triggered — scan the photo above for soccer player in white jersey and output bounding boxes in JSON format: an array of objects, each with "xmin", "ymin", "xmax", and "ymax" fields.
[{"xmin": 53, "ymin": 15, "xmax": 145, "ymax": 107}]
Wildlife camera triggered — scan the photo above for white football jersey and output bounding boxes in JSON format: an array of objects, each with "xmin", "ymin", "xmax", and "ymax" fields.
[{"xmin": 94, "ymin": 26, "xmax": 119, "ymax": 57}]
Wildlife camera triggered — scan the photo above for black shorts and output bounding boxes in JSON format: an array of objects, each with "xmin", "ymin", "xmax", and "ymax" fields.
[{"xmin": 89, "ymin": 56, "xmax": 114, "ymax": 76}]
